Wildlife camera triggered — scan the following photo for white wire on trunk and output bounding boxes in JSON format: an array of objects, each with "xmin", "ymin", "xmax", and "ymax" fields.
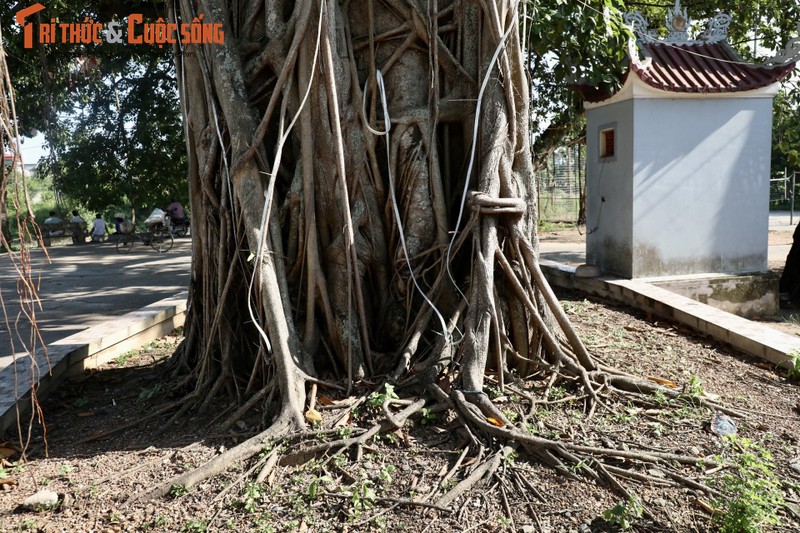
[
  {"xmin": 363, "ymin": 70, "xmax": 451, "ymax": 348},
  {"xmin": 247, "ymin": 1, "xmax": 326, "ymax": 354}
]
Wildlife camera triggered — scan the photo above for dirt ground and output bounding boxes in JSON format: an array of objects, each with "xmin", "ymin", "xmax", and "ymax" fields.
[{"xmin": 1, "ymin": 285, "xmax": 800, "ymax": 532}]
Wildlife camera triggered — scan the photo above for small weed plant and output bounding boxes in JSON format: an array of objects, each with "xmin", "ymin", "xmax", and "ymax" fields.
[
  {"xmin": 786, "ymin": 350, "xmax": 800, "ymax": 382},
  {"xmin": 366, "ymin": 384, "xmax": 399, "ymax": 410},
  {"xmin": 685, "ymin": 375, "xmax": 704, "ymax": 398},
  {"xmin": 169, "ymin": 483, "xmax": 190, "ymax": 498},
  {"xmin": 349, "ymin": 476, "xmax": 377, "ymax": 515},
  {"xmin": 712, "ymin": 436, "xmax": 784, "ymax": 533},
  {"xmin": 420, "ymin": 407, "xmax": 438, "ymax": 425},
  {"xmin": 73, "ymin": 396, "xmax": 90, "ymax": 408},
  {"xmin": 139, "ymin": 384, "xmax": 164, "ymax": 401},
  {"xmin": 307, "ymin": 474, "xmax": 333, "ymax": 500},
  {"xmin": 114, "ymin": 350, "xmax": 136, "ymax": 366},
  {"xmin": 547, "ymin": 385, "xmax": 567, "ymax": 401},
  {"xmin": 181, "ymin": 520, "xmax": 208, "ymax": 532},
  {"xmin": 602, "ymin": 494, "xmax": 644, "ymax": 530},
  {"xmin": 236, "ymin": 481, "xmax": 267, "ymax": 513}
]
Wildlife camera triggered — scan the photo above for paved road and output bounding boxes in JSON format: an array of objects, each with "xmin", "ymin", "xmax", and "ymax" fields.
[
  {"xmin": 540, "ymin": 212, "xmax": 798, "ymax": 267},
  {"xmin": 0, "ymin": 239, "xmax": 191, "ymax": 358}
]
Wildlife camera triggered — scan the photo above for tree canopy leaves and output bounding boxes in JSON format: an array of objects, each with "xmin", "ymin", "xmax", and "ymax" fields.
[{"xmin": 3, "ymin": 0, "xmax": 186, "ymax": 212}]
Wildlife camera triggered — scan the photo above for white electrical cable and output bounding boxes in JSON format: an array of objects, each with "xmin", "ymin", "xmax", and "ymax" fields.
[
  {"xmin": 246, "ymin": 2, "xmax": 326, "ymax": 354},
  {"xmin": 363, "ymin": 70, "xmax": 451, "ymax": 346}
]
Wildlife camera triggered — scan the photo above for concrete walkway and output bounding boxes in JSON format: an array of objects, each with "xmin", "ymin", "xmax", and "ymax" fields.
[
  {"xmin": 0, "ymin": 239, "xmax": 191, "ymax": 435},
  {"xmin": 0, "ymin": 239, "xmax": 191, "ymax": 359}
]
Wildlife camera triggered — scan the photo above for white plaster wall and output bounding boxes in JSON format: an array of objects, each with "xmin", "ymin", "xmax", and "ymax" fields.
[
  {"xmin": 586, "ymin": 101, "xmax": 635, "ymax": 277},
  {"xmin": 631, "ymin": 98, "xmax": 772, "ymax": 277}
]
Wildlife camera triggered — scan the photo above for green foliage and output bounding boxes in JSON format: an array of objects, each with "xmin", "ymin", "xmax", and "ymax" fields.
[
  {"xmin": 139, "ymin": 515, "xmax": 168, "ymax": 531},
  {"xmin": 366, "ymin": 383, "xmax": 399, "ymax": 409},
  {"xmin": 522, "ymin": 0, "xmax": 631, "ymax": 164},
  {"xmin": 235, "ymin": 481, "xmax": 267, "ymax": 513},
  {"xmin": 712, "ymin": 436, "xmax": 785, "ymax": 533},
  {"xmin": 307, "ymin": 475, "xmax": 333, "ymax": 501},
  {"xmin": 349, "ymin": 476, "xmax": 377, "ymax": 515},
  {"xmin": 785, "ymin": 350, "xmax": 800, "ymax": 382},
  {"xmin": 138, "ymin": 383, "xmax": 163, "ymax": 401},
  {"xmin": 169, "ymin": 483, "xmax": 190, "ymax": 498},
  {"xmin": 181, "ymin": 520, "xmax": 208, "ymax": 533},
  {"xmin": 682, "ymin": 375, "xmax": 705, "ymax": 400},
  {"xmin": 114, "ymin": 350, "xmax": 136, "ymax": 366},
  {"xmin": 17, "ymin": 519, "xmax": 39, "ymax": 531},
  {"xmin": 73, "ymin": 396, "xmax": 90, "ymax": 408},
  {"xmin": 652, "ymin": 388, "xmax": 670, "ymax": 406},
  {"xmin": 420, "ymin": 407, "xmax": 438, "ymax": 425},
  {"xmin": 58, "ymin": 463, "xmax": 74, "ymax": 477},
  {"xmin": 602, "ymin": 494, "xmax": 644, "ymax": 530},
  {"xmin": 378, "ymin": 465, "xmax": 396, "ymax": 485},
  {"xmin": 547, "ymin": 385, "xmax": 567, "ymax": 400},
  {"xmin": 502, "ymin": 450, "xmax": 519, "ymax": 466},
  {"xmin": 773, "ymin": 91, "xmax": 800, "ymax": 171},
  {"xmin": 5, "ymin": 0, "xmax": 188, "ymax": 213}
]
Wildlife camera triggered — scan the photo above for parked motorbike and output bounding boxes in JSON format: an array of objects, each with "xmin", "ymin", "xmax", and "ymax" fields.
[{"xmin": 169, "ymin": 216, "xmax": 190, "ymax": 237}]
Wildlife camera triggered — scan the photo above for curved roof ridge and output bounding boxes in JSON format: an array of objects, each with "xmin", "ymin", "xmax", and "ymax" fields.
[{"xmin": 629, "ymin": 41, "xmax": 795, "ymax": 94}]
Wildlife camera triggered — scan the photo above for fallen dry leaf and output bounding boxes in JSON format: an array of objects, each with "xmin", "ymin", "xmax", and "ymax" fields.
[
  {"xmin": 0, "ymin": 477, "xmax": 17, "ymax": 487},
  {"xmin": 0, "ymin": 447, "xmax": 16, "ymax": 459},
  {"xmin": 305, "ymin": 409, "xmax": 322, "ymax": 423},
  {"xmin": 86, "ymin": 430, "xmax": 107, "ymax": 440},
  {"xmin": 486, "ymin": 417, "xmax": 505, "ymax": 427},
  {"xmin": 647, "ymin": 376, "xmax": 678, "ymax": 388}
]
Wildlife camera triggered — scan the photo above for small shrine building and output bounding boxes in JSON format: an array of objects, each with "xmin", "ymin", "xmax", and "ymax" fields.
[{"xmin": 583, "ymin": 1, "xmax": 798, "ymax": 280}]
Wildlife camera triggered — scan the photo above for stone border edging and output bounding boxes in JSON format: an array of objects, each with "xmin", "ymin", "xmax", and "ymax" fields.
[
  {"xmin": 0, "ymin": 292, "xmax": 187, "ymax": 437},
  {"xmin": 541, "ymin": 260, "xmax": 800, "ymax": 366}
]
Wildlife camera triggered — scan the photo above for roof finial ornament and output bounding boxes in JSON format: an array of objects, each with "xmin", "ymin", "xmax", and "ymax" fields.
[
  {"xmin": 764, "ymin": 22, "xmax": 800, "ymax": 66},
  {"xmin": 666, "ymin": 0, "xmax": 690, "ymax": 42},
  {"xmin": 624, "ymin": 11, "xmax": 658, "ymax": 43},
  {"xmin": 698, "ymin": 13, "xmax": 732, "ymax": 43}
]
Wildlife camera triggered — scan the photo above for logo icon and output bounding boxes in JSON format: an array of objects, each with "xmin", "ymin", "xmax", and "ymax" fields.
[{"xmin": 15, "ymin": 3, "xmax": 46, "ymax": 49}]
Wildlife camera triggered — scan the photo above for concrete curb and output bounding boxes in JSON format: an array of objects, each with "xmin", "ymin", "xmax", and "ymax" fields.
[
  {"xmin": 541, "ymin": 260, "xmax": 800, "ymax": 366},
  {"xmin": 0, "ymin": 292, "xmax": 187, "ymax": 437}
]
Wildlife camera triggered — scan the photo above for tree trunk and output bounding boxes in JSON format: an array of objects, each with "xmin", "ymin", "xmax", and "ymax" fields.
[{"xmin": 170, "ymin": 0, "xmax": 586, "ymax": 427}]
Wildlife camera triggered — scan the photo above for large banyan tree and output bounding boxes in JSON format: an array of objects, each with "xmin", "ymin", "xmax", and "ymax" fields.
[{"xmin": 151, "ymin": 0, "xmax": 728, "ymax": 498}]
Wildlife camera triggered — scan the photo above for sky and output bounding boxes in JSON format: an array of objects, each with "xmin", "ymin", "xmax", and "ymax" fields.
[{"xmin": 16, "ymin": 132, "xmax": 48, "ymax": 165}]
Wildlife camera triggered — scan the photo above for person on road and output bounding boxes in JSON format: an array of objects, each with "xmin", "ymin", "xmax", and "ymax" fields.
[
  {"xmin": 113, "ymin": 212, "xmax": 125, "ymax": 234},
  {"xmin": 44, "ymin": 211, "xmax": 62, "ymax": 225},
  {"xmin": 91, "ymin": 213, "xmax": 109, "ymax": 243},
  {"xmin": 166, "ymin": 198, "xmax": 185, "ymax": 221},
  {"xmin": 69, "ymin": 210, "xmax": 87, "ymax": 245},
  {"xmin": 43, "ymin": 211, "xmax": 64, "ymax": 237}
]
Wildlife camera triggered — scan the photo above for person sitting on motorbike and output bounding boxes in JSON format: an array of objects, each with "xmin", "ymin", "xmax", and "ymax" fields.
[{"xmin": 167, "ymin": 198, "xmax": 185, "ymax": 222}]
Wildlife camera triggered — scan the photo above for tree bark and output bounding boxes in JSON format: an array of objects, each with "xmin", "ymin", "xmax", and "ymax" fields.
[{"xmin": 170, "ymin": 0, "xmax": 589, "ymax": 433}]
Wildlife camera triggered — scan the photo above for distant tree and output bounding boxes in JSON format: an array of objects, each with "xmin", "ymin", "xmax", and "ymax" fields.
[
  {"xmin": 40, "ymin": 55, "xmax": 186, "ymax": 214},
  {"xmin": 3, "ymin": 0, "xmax": 186, "ymax": 213}
]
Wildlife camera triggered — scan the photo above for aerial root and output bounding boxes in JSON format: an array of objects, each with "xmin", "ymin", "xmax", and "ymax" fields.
[{"xmin": 142, "ymin": 351, "xmax": 734, "ymax": 512}]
